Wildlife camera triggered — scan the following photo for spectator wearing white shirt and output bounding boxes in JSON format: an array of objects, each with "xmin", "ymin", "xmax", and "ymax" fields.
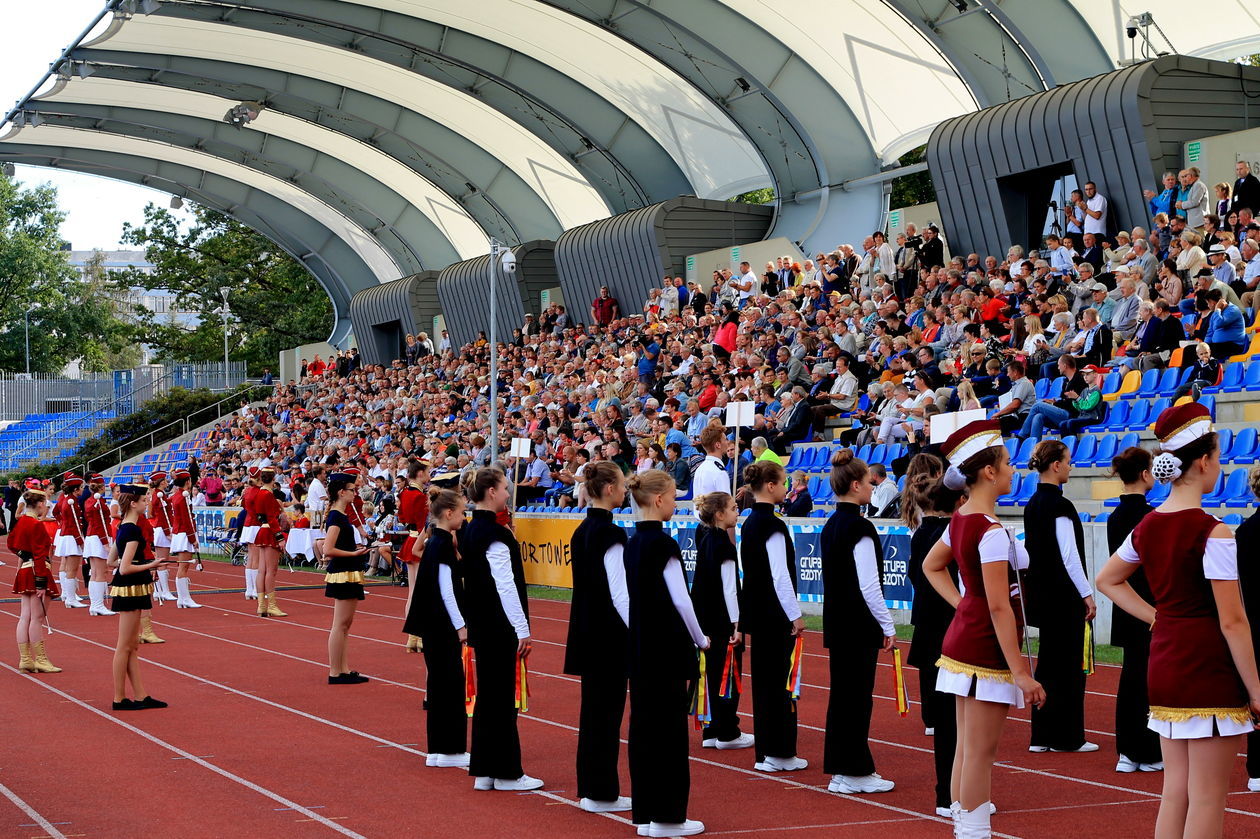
[
  {"xmin": 1080, "ymin": 181, "xmax": 1108, "ymax": 235},
  {"xmin": 692, "ymin": 424, "xmax": 732, "ymax": 499},
  {"xmin": 734, "ymin": 262, "xmax": 757, "ymax": 307},
  {"xmin": 873, "ymin": 231, "xmax": 896, "ymax": 278},
  {"xmin": 1175, "ymin": 167, "xmax": 1209, "ymax": 231},
  {"xmin": 866, "ymin": 463, "xmax": 899, "ymax": 518}
]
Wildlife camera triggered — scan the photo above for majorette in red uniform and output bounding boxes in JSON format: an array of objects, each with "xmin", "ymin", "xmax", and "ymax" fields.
[
  {"xmin": 10, "ymin": 490, "xmax": 62, "ymax": 673},
  {"xmin": 343, "ymin": 467, "xmax": 367, "ymax": 546},
  {"xmin": 241, "ymin": 466, "xmax": 261, "ymax": 601},
  {"xmin": 168, "ymin": 469, "xmax": 202, "ymax": 609},
  {"xmin": 83, "ymin": 473, "xmax": 117, "ymax": 616},
  {"xmin": 147, "ymin": 471, "xmax": 177, "ymax": 603},
  {"xmin": 54, "ymin": 473, "xmax": 87, "ymax": 609},
  {"xmin": 398, "ymin": 462, "xmax": 431, "ymax": 653},
  {"xmin": 252, "ymin": 483, "xmax": 284, "ymax": 549}
]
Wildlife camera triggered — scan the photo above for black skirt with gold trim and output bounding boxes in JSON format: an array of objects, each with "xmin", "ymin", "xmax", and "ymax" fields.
[{"xmin": 109, "ymin": 569, "xmax": 154, "ymax": 612}]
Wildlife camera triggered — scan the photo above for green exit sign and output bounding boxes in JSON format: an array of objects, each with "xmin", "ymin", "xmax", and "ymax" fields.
[
  {"xmin": 1187, "ymin": 141, "xmax": 1202, "ymax": 163},
  {"xmin": 889, "ymin": 210, "xmax": 902, "ymax": 229}
]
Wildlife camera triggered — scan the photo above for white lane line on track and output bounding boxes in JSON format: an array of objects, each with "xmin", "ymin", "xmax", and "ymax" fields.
[
  {"xmin": 0, "ymin": 779, "xmax": 68, "ymax": 839},
  {"xmin": 0, "ymin": 662, "xmax": 368, "ymax": 839}
]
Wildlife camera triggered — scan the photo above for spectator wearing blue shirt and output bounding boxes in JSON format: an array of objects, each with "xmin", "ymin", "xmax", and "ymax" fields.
[
  {"xmin": 1143, "ymin": 172, "xmax": 1178, "ymax": 219},
  {"xmin": 1204, "ymin": 288, "xmax": 1247, "ymax": 358},
  {"xmin": 656, "ymin": 415, "xmax": 697, "ymax": 459},
  {"xmin": 684, "ymin": 399, "xmax": 708, "ymax": 442},
  {"xmin": 636, "ymin": 336, "xmax": 660, "ymax": 385}
]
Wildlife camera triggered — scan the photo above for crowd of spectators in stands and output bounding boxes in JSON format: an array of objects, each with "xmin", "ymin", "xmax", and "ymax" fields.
[{"xmin": 178, "ymin": 162, "xmax": 1260, "ymax": 518}]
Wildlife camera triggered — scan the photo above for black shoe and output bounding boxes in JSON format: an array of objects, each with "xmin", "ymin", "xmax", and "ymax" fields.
[
  {"xmin": 112, "ymin": 698, "xmax": 141, "ymax": 711},
  {"xmin": 328, "ymin": 673, "xmax": 368, "ymax": 685},
  {"xmin": 136, "ymin": 696, "xmax": 168, "ymax": 709}
]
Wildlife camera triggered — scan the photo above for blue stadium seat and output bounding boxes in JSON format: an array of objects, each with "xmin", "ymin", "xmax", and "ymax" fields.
[
  {"xmin": 814, "ymin": 480, "xmax": 835, "ymax": 504},
  {"xmin": 1130, "ymin": 368, "xmax": 1161, "ymax": 400},
  {"xmin": 1034, "ymin": 378, "xmax": 1049, "ymax": 399},
  {"xmin": 1222, "ymin": 513, "xmax": 1244, "ymax": 525},
  {"xmin": 1012, "ymin": 437, "xmax": 1036, "ymax": 469},
  {"xmin": 1213, "ymin": 363, "xmax": 1246, "ymax": 394},
  {"xmin": 1015, "ymin": 476, "xmax": 1039, "ymax": 505},
  {"xmin": 1155, "ymin": 366, "xmax": 1182, "ymax": 397},
  {"xmin": 997, "ymin": 473, "xmax": 1022, "ymax": 506},
  {"xmin": 1073, "ymin": 435, "xmax": 1097, "ymax": 466},
  {"xmin": 810, "ymin": 509, "xmax": 829, "ymax": 517},
  {"xmin": 1095, "ymin": 511, "xmax": 1111, "ymax": 522},
  {"xmin": 1099, "ymin": 370, "xmax": 1122, "ymax": 398},
  {"xmin": 1078, "ymin": 511, "xmax": 1091, "ymax": 522},
  {"xmin": 1230, "ymin": 427, "xmax": 1258, "ymax": 464},
  {"xmin": 1243, "ymin": 362, "xmax": 1260, "ymax": 391},
  {"xmin": 1047, "ymin": 377, "xmax": 1065, "ymax": 400},
  {"xmin": 1224, "ymin": 470, "xmax": 1255, "ymax": 508},
  {"xmin": 1090, "ymin": 433, "xmax": 1117, "ymax": 467},
  {"xmin": 1060, "ymin": 435, "xmax": 1077, "ymax": 457},
  {"xmin": 1215, "ymin": 429, "xmax": 1234, "ymax": 462},
  {"xmin": 856, "ymin": 444, "xmax": 872, "ymax": 463},
  {"xmin": 1004, "ymin": 438, "xmax": 1019, "ymax": 461},
  {"xmin": 1201, "ymin": 473, "xmax": 1229, "ymax": 506},
  {"xmin": 1147, "ymin": 482, "xmax": 1171, "ymax": 505},
  {"xmin": 1199, "ymin": 395, "xmax": 1216, "ymax": 418},
  {"xmin": 785, "ymin": 448, "xmax": 805, "ymax": 470},
  {"xmin": 1123, "ymin": 400, "xmax": 1151, "ymax": 430},
  {"xmin": 1096, "ymin": 401, "xmax": 1130, "ymax": 432},
  {"xmin": 869, "ymin": 443, "xmax": 887, "ymax": 466}
]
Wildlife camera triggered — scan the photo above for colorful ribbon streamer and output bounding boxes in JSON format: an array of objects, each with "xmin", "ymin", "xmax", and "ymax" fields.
[
  {"xmin": 1083, "ymin": 621, "xmax": 1095, "ymax": 676},
  {"xmin": 718, "ymin": 641, "xmax": 741, "ymax": 700},
  {"xmin": 463, "ymin": 644, "xmax": 476, "ymax": 718},
  {"xmin": 891, "ymin": 647, "xmax": 910, "ymax": 717},
  {"xmin": 689, "ymin": 649, "xmax": 711, "ymax": 730},
  {"xmin": 786, "ymin": 634, "xmax": 804, "ymax": 707},
  {"xmin": 514, "ymin": 653, "xmax": 530, "ymax": 712}
]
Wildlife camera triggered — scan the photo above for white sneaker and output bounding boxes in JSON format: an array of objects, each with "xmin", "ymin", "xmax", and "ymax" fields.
[
  {"xmin": 1248, "ymin": 777, "xmax": 1260, "ymax": 792},
  {"xmin": 426, "ymin": 753, "xmax": 470, "ymax": 768},
  {"xmin": 647, "ymin": 820, "xmax": 704, "ymax": 837},
  {"xmin": 700, "ymin": 738, "xmax": 717, "ymax": 749},
  {"xmin": 473, "ymin": 776, "xmax": 494, "ymax": 791},
  {"xmin": 579, "ymin": 796, "xmax": 631, "ymax": 813},
  {"xmin": 715, "ymin": 733, "xmax": 754, "ymax": 750},
  {"xmin": 494, "ymin": 774, "xmax": 544, "ymax": 791},
  {"xmin": 1115, "ymin": 755, "xmax": 1139, "ymax": 773},
  {"xmin": 754, "ymin": 756, "xmax": 808, "ymax": 772},
  {"xmin": 1052, "ymin": 742, "xmax": 1099, "ymax": 753},
  {"xmin": 924, "ymin": 727, "xmax": 935, "ymax": 736},
  {"xmin": 1138, "ymin": 762, "xmax": 1164, "ymax": 772},
  {"xmin": 636, "ymin": 828, "xmax": 650, "ymax": 837},
  {"xmin": 828, "ymin": 773, "xmax": 894, "ymax": 794},
  {"xmin": 1027, "ymin": 745, "xmax": 1049, "ymax": 753}
]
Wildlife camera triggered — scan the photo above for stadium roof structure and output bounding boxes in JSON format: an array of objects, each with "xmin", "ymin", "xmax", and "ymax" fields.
[{"xmin": 3, "ymin": 0, "xmax": 1258, "ymax": 343}]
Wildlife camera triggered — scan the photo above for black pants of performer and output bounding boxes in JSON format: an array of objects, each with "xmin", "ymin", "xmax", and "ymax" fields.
[
  {"xmin": 923, "ymin": 663, "xmax": 958, "ymax": 809},
  {"xmin": 702, "ymin": 640, "xmax": 742, "ymax": 743},
  {"xmin": 823, "ymin": 643, "xmax": 878, "ymax": 777},
  {"xmin": 1249, "ymin": 731, "xmax": 1260, "ymax": 780},
  {"xmin": 629, "ymin": 672, "xmax": 690, "ymax": 825},
  {"xmin": 421, "ymin": 632, "xmax": 467, "ymax": 756},
  {"xmin": 751, "ymin": 629, "xmax": 797, "ymax": 762},
  {"xmin": 1030, "ymin": 618, "xmax": 1086, "ymax": 750},
  {"xmin": 576, "ymin": 667, "xmax": 627, "ymax": 802},
  {"xmin": 1115, "ymin": 634, "xmax": 1160, "ymax": 764},
  {"xmin": 468, "ymin": 637, "xmax": 523, "ymax": 780}
]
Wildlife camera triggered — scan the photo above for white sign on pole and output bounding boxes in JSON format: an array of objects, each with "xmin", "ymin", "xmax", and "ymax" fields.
[
  {"xmin": 510, "ymin": 437, "xmax": 532, "ymax": 457},
  {"xmin": 725, "ymin": 402, "xmax": 755, "ymax": 428},
  {"xmin": 930, "ymin": 408, "xmax": 988, "ymax": 445}
]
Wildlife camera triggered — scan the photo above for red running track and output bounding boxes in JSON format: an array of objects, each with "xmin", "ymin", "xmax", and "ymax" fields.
[{"xmin": 2, "ymin": 556, "xmax": 1259, "ymax": 839}]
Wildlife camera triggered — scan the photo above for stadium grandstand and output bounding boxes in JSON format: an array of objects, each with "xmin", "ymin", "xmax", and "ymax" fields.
[{"xmin": 7, "ymin": 2, "xmax": 1260, "ymax": 839}]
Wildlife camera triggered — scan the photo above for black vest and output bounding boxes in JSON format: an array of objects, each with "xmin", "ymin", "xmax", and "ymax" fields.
[
  {"xmin": 625, "ymin": 521, "xmax": 696, "ymax": 680},
  {"xmin": 908, "ymin": 515, "xmax": 955, "ymax": 631},
  {"xmin": 1023, "ymin": 482, "xmax": 1086, "ymax": 628},
  {"xmin": 404, "ymin": 527, "xmax": 461, "ymax": 639},
  {"xmin": 1107, "ymin": 494, "xmax": 1156, "ymax": 648},
  {"xmin": 691, "ymin": 524, "xmax": 738, "ymax": 637},
  {"xmin": 739, "ymin": 502, "xmax": 797, "ymax": 634},
  {"xmin": 564, "ymin": 508, "xmax": 628, "ymax": 676},
  {"xmin": 820, "ymin": 502, "xmax": 885, "ymax": 649},
  {"xmin": 461, "ymin": 509, "xmax": 529, "ymax": 647}
]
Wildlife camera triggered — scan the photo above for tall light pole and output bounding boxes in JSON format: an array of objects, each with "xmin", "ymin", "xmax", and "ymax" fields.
[
  {"xmin": 24, "ymin": 306, "xmax": 33, "ymax": 376},
  {"xmin": 217, "ymin": 287, "xmax": 231, "ymax": 389},
  {"xmin": 486, "ymin": 239, "xmax": 516, "ymax": 464}
]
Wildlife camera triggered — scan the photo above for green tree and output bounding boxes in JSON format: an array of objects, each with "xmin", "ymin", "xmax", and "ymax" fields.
[
  {"xmin": 79, "ymin": 250, "xmax": 144, "ymax": 373},
  {"xmin": 889, "ymin": 145, "xmax": 937, "ymax": 211},
  {"xmin": 0, "ymin": 172, "xmax": 127, "ymax": 375},
  {"xmin": 116, "ymin": 204, "xmax": 334, "ymax": 374},
  {"xmin": 729, "ymin": 187, "xmax": 776, "ymax": 205}
]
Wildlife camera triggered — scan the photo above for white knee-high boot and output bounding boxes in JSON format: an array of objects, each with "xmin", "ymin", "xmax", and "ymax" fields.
[
  {"xmin": 64, "ymin": 575, "xmax": 86, "ymax": 608},
  {"xmin": 244, "ymin": 568, "xmax": 258, "ymax": 599},
  {"xmin": 88, "ymin": 581, "xmax": 116, "ymax": 616},
  {"xmin": 175, "ymin": 576, "xmax": 202, "ymax": 608},
  {"xmin": 156, "ymin": 569, "xmax": 177, "ymax": 601},
  {"xmin": 956, "ymin": 803, "xmax": 992, "ymax": 839}
]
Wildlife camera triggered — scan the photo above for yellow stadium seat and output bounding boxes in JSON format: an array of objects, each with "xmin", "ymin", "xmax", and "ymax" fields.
[
  {"xmin": 1103, "ymin": 369, "xmax": 1140, "ymax": 402},
  {"xmin": 1228, "ymin": 333, "xmax": 1260, "ymax": 364}
]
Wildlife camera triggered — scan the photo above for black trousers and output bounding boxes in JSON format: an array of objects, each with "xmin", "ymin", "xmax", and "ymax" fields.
[
  {"xmin": 1115, "ymin": 635, "xmax": 1161, "ymax": 764},
  {"xmin": 750, "ymin": 629, "xmax": 797, "ymax": 762},
  {"xmin": 629, "ymin": 672, "xmax": 690, "ymax": 825},
  {"xmin": 1249, "ymin": 730, "xmax": 1260, "ymax": 779},
  {"xmin": 702, "ymin": 640, "xmax": 743, "ymax": 743},
  {"xmin": 468, "ymin": 637, "xmax": 524, "ymax": 780},
  {"xmin": 421, "ymin": 632, "xmax": 467, "ymax": 756},
  {"xmin": 823, "ymin": 644, "xmax": 878, "ymax": 777},
  {"xmin": 1030, "ymin": 618, "xmax": 1087, "ymax": 750},
  {"xmin": 576, "ymin": 667, "xmax": 627, "ymax": 802},
  {"xmin": 923, "ymin": 663, "xmax": 958, "ymax": 808}
]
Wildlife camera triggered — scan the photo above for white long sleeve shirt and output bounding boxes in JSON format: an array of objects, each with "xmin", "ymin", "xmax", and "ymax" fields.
[
  {"xmin": 720, "ymin": 559, "xmax": 740, "ymax": 624},
  {"xmin": 604, "ymin": 543, "xmax": 630, "ymax": 628},
  {"xmin": 767, "ymin": 532, "xmax": 803, "ymax": 621},
  {"xmin": 664, "ymin": 557, "xmax": 709, "ymax": 648},
  {"xmin": 488, "ymin": 541, "xmax": 530, "ymax": 639},
  {"xmin": 1055, "ymin": 517, "xmax": 1093, "ymax": 599},
  {"xmin": 854, "ymin": 536, "xmax": 895, "ymax": 636},
  {"xmin": 438, "ymin": 563, "xmax": 465, "ymax": 630}
]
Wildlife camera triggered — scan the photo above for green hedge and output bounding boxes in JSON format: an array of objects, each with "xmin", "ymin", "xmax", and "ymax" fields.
[{"xmin": 4, "ymin": 384, "xmax": 270, "ymax": 482}]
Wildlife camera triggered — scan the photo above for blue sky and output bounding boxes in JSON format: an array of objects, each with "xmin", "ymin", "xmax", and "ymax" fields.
[{"xmin": 1, "ymin": 1, "xmax": 187, "ymax": 250}]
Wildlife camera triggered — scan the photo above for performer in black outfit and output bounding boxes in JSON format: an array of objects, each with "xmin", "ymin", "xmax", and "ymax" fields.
[
  {"xmin": 324, "ymin": 472, "xmax": 370, "ymax": 685},
  {"xmin": 624, "ymin": 469, "xmax": 708, "ymax": 838},
  {"xmin": 901, "ymin": 454, "xmax": 966, "ymax": 814},
  {"xmin": 821, "ymin": 450, "xmax": 898, "ymax": 794},
  {"xmin": 404, "ymin": 489, "xmax": 470, "ymax": 769},
  {"xmin": 739, "ymin": 460, "xmax": 807, "ymax": 773},
  {"xmin": 563, "ymin": 462, "xmax": 632, "ymax": 813},
  {"xmin": 1233, "ymin": 465, "xmax": 1260, "ymax": 791},
  {"xmin": 461, "ymin": 467, "xmax": 542, "ymax": 792},
  {"xmin": 1024, "ymin": 440, "xmax": 1098, "ymax": 753},
  {"xmin": 691, "ymin": 491, "xmax": 753, "ymax": 751},
  {"xmin": 109, "ymin": 483, "xmax": 167, "ymax": 711},
  {"xmin": 1105, "ymin": 447, "xmax": 1163, "ymax": 774}
]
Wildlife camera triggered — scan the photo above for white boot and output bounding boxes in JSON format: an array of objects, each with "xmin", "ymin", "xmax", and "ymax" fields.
[
  {"xmin": 64, "ymin": 576, "xmax": 87, "ymax": 608},
  {"xmin": 88, "ymin": 581, "xmax": 116, "ymax": 616},
  {"xmin": 175, "ymin": 577, "xmax": 202, "ymax": 608},
  {"xmin": 956, "ymin": 802, "xmax": 992, "ymax": 839},
  {"xmin": 244, "ymin": 568, "xmax": 258, "ymax": 599},
  {"xmin": 58, "ymin": 573, "xmax": 71, "ymax": 607},
  {"xmin": 157, "ymin": 569, "xmax": 178, "ymax": 601}
]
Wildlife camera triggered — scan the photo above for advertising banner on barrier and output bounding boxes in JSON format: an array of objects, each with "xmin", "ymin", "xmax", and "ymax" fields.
[
  {"xmin": 193, "ymin": 506, "xmax": 242, "ymax": 547},
  {"xmin": 520, "ymin": 514, "xmax": 937, "ymax": 611}
]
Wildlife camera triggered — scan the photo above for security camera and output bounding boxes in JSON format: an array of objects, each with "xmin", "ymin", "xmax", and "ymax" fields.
[
  {"xmin": 500, "ymin": 250, "xmax": 517, "ymax": 274},
  {"xmin": 1126, "ymin": 16, "xmax": 1139, "ymax": 39}
]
